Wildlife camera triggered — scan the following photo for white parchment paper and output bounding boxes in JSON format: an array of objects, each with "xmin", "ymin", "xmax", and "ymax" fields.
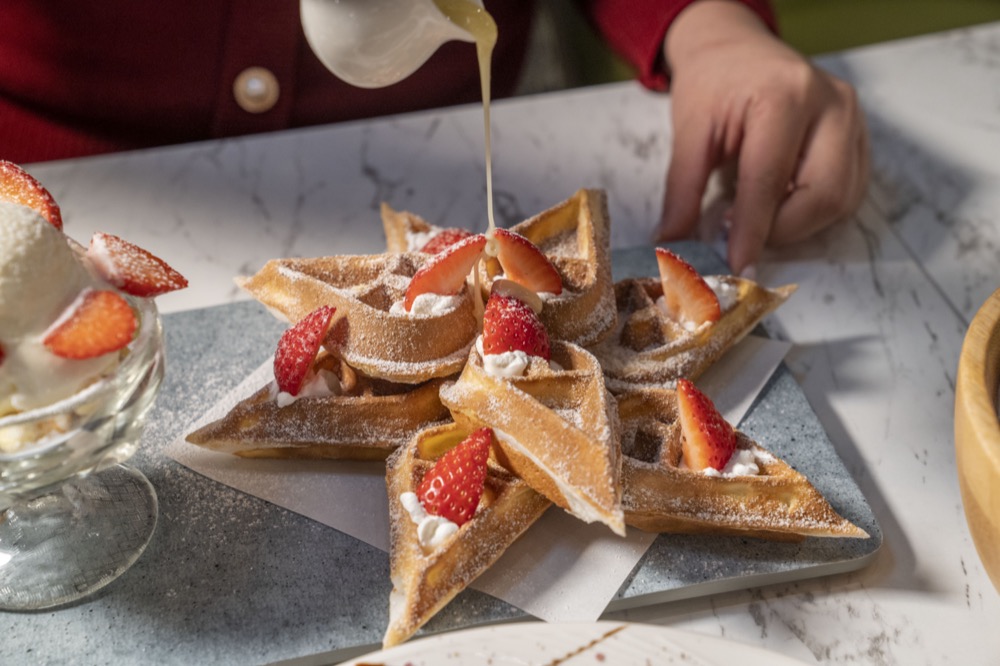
[{"xmin": 166, "ymin": 334, "xmax": 790, "ymax": 622}]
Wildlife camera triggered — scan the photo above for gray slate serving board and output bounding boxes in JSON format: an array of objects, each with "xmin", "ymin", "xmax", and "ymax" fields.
[{"xmin": 2, "ymin": 242, "xmax": 880, "ymax": 666}]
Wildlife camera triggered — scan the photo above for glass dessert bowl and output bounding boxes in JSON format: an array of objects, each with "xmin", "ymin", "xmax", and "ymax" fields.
[{"xmin": 0, "ymin": 296, "xmax": 165, "ymax": 610}]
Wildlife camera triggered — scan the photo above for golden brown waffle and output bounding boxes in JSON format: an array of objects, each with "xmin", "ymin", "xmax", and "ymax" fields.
[
  {"xmin": 482, "ymin": 189, "xmax": 616, "ymax": 346},
  {"xmin": 380, "ymin": 191, "xmax": 617, "ymax": 345},
  {"xmin": 236, "ymin": 253, "xmax": 477, "ymax": 383},
  {"xmin": 616, "ymin": 388, "xmax": 868, "ymax": 540},
  {"xmin": 381, "ymin": 203, "xmax": 440, "ymax": 253},
  {"xmin": 186, "ymin": 353, "xmax": 451, "ymax": 460},
  {"xmin": 384, "ymin": 422, "xmax": 550, "ymax": 648},
  {"xmin": 439, "ymin": 341, "xmax": 625, "ymax": 535},
  {"xmin": 590, "ymin": 275, "xmax": 796, "ymax": 393}
]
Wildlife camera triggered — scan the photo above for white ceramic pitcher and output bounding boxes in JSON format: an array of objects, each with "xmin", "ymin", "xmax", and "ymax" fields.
[{"xmin": 300, "ymin": 0, "xmax": 483, "ymax": 88}]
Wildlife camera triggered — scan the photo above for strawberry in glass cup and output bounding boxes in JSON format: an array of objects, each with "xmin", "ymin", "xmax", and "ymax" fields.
[{"xmin": 0, "ymin": 160, "xmax": 187, "ymax": 453}]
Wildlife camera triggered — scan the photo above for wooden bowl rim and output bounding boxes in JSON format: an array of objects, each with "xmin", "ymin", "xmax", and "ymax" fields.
[{"xmin": 957, "ymin": 288, "xmax": 1000, "ymax": 462}]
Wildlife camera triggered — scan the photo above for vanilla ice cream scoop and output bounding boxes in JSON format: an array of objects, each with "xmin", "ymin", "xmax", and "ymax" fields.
[
  {"xmin": 0, "ymin": 202, "xmax": 93, "ymax": 335},
  {"xmin": 0, "ymin": 201, "xmax": 116, "ymax": 413}
]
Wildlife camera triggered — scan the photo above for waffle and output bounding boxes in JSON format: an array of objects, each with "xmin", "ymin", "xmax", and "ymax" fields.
[
  {"xmin": 590, "ymin": 275, "xmax": 795, "ymax": 393},
  {"xmin": 236, "ymin": 253, "xmax": 477, "ymax": 383},
  {"xmin": 384, "ymin": 422, "xmax": 550, "ymax": 648},
  {"xmin": 439, "ymin": 341, "xmax": 625, "ymax": 535},
  {"xmin": 482, "ymin": 189, "xmax": 616, "ymax": 346},
  {"xmin": 381, "ymin": 203, "xmax": 441, "ymax": 253},
  {"xmin": 381, "ymin": 191, "xmax": 617, "ymax": 346},
  {"xmin": 616, "ymin": 388, "xmax": 868, "ymax": 540},
  {"xmin": 186, "ymin": 353, "xmax": 451, "ymax": 460}
]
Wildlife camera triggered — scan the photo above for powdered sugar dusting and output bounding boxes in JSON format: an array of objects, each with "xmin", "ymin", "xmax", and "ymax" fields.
[
  {"xmin": 539, "ymin": 228, "xmax": 580, "ymax": 257},
  {"xmin": 344, "ymin": 340, "xmax": 473, "ymax": 380},
  {"xmin": 591, "ymin": 276, "xmax": 785, "ymax": 391},
  {"xmin": 251, "ymin": 254, "xmax": 477, "ymax": 383}
]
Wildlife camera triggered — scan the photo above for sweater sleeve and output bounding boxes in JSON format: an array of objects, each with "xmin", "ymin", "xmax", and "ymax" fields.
[{"xmin": 582, "ymin": 0, "xmax": 778, "ymax": 91}]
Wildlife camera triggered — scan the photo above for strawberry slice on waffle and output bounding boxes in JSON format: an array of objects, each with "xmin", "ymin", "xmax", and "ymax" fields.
[
  {"xmin": 420, "ymin": 228, "xmax": 474, "ymax": 254},
  {"xmin": 655, "ymin": 247, "xmax": 721, "ymax": 328},
  {"xmin": 404, "ymin": 233, "xmax": 487, "ymax": 311},
  {"xmin": 492, "ymin": 227, "xmax": 562, "ymax": 295},
  {"xmin": 481, "ymin": 287, "xmax": 550, "ymax": 361},
  {"xmin": 677, "ymin": 378, "xmax": 737, "ymax": 471},
  {"xmin": 273, "ymin": 305, "xmax": 337, "ymax": 396},
  {"xmin": 416, "ymin": 427, "xmax": 493, "ymax": 526}
]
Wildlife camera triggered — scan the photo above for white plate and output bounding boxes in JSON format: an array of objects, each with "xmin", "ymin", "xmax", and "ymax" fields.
[{"xmin": 338, "ymin": 621, "xmax": 808, "ymax": 665}]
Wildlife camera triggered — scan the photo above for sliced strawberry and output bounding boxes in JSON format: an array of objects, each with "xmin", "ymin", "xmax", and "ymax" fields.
[
  {"xmin": 273, "ymin": 305, "xmax": 336, "ymax": 396},
  {"xmin": 677, "ymin": 378, "xmax": 737, "ymax": 471},
  {"xmin": 420, "ymin": 227, "xmax": 473, "ymax": 254},
  {"xmin": 655, "ymin": 247, "xmax": 720, "ymax": 327},
  {"xmin": 416, "ymin": 427, "xmax": 492, "ymax": 526},
  {"xmin": 44, "ymin": 290, "xmax": 137, "ymax": 360},
  {"xmin": 0, "ymin": 343, "xmax": 5, "ymax": 367},
  {"xmin": 404, "ymin": 233, "xmax": 487, "ymax": 311},
  {"xmin": 492, "ymin": 228, "xmax": 562, "ymax": 295},
  {"xmin": 87, "ymin": 232, "xmax": 188, "ymax": 297},
  {"xmin": 0, "ymin": 160, "xmax": 62, "ymax": 230},
  {"xmin": 490, "ymin": 278, "xmax": 543, "ymax": 314},
  {"xmin": 482, "ymin": 291, "xmax": 550, "ymax": 360}
]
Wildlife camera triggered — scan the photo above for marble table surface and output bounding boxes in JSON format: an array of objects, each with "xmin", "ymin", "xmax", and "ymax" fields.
[{"xmin": 7, "ymin": 20, "xmax": 1000, "ymax": 666}]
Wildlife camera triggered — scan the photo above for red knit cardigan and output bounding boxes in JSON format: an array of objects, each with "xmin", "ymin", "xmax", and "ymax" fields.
[{"xmin": 0, "ymin": 1, "xmax": 774, "ymax": 163}]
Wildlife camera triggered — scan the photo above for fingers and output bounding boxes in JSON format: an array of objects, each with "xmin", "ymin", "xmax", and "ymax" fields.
[
  {"xmin": 656, "ymin": 37, "xmax": 870, "ymax": 273},
  {"xmin": 770, "ymin": 80, "xmax": 868, "ymax": 245},
  {"xmin": 656, "ymin": 105, "xmax": 718, "ymax": 242},
  {"xmin": 726, "ymin": 93, "xmax": 808, "ymax": 274}
]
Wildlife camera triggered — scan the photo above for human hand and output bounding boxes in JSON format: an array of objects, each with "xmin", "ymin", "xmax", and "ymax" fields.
[{"xmin": 657, "ymin": 0, "xmax": 869, "ymax": 275}]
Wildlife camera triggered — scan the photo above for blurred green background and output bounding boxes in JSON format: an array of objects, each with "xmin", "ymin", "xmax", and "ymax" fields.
[
  {"xmin": 773, "ymin": 0, "xmax": 1000, "ymax": 55},
  {"xmin": 519, "ymin": 0, "xmax": 1000, "ymax": 92}
]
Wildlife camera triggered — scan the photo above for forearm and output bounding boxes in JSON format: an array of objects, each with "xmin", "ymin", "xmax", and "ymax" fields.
[
  {"xmin": 665, "ymin": 0, "xmax": 778, "ymax": 75},
  {"xmin": 581, "ymin": 0, "xmax": 777, "ymax": 90}
]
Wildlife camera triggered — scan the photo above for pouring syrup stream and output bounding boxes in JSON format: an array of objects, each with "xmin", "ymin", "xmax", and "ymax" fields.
[{"xmin": 432, "ymin": 0, "xmax": 500, "ymax": 257}]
